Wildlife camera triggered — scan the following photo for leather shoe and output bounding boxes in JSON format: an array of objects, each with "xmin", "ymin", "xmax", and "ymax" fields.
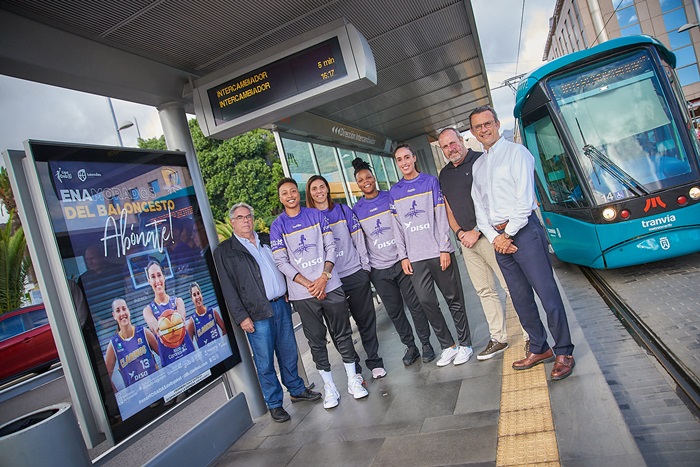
[
  {"xmin": 551, "ymin": 355, "xmax": 575, "ymax": 380},
  {"xmin": 269, "ymin": 407, "xmax": 291, "ymax": 423},
  {"xmin": 290, "ymin": 387, "xmax": 322, "ymax": 403},
  {"xmin": 512, "ymin": 348, "xmax": 554, "ymax": 370}
]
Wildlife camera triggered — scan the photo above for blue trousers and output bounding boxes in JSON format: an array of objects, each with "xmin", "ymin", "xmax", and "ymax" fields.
[
  {"xmin": 246, "ymin": 298, "xmax": 306, "ymax": 409},
  {"xmin": 495, "ymin": 213, "xmax": 574, "ymax": 356}
]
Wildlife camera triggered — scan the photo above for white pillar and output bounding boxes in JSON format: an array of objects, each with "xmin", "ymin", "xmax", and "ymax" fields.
[{"xmin": 157, "ymin": 102, "xmax": 268, "ymax": 418}]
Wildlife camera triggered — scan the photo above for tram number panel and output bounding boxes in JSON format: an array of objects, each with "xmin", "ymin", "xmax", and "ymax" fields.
[{"xmin": 208, "ymin": 37, "xmax": 348, "ymax": 125}]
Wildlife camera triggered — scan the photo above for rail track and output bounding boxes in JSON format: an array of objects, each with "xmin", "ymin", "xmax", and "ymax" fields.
[{"xmin": 581, "ymin": 266, "xmax": 700, "ymax": 413}]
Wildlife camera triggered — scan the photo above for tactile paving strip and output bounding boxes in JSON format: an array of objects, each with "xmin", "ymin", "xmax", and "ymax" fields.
[{"xmin": 496, "ymin": 306, "xmax": 560, "ymax": 466}]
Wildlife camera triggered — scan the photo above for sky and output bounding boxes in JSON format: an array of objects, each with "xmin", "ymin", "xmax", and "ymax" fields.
[{"xmin": 0, "ymin": 0, "xmax": 556, "ymax": 164}]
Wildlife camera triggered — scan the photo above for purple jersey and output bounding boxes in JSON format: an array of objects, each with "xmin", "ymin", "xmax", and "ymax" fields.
[
  {"xmin": 319, "ymin": 203, "xmax": 369, "ymax": 278},
  {"xmin": 192, "ymin": 306, "xmax": 221, "ymax": 348},
  {"xmin": 389, "ymin": 172, "xmax": 453, "ymax": 263},
  {"xmin": 352, "ymin": 191, "xmax": 401, "ymax": 270},
  {"xmin": 110, "ymin": 326, "xmax": 158, "ymax": 387},
  {"xmin": 150, "ymin": 296, "xmax": 195, "ymax": 367},
  {"xmin": 270, "ymin": 207, "xmax": 342, "ymax": 300}
]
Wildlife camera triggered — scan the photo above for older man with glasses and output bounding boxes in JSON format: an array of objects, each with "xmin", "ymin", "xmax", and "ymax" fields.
[
  {"xmin": 469, "ymin": 105, "xmax": 575, "ymax": 381},
  {"xmin": 213, "ymin": 202, "xmax": 321, "ymax": 423}
]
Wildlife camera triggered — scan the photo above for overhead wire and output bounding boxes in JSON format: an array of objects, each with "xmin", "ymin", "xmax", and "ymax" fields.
[{"xmin": 590, "ymin": 0, "xmax": 627, "ymax": 47}]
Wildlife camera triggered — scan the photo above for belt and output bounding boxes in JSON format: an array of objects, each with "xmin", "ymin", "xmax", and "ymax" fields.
[
  {"xmin": 493, "ymin": 220, "xmax": 508, "ymax": 231},
  {"xmin": 270, "ymin": 295, "xmax": 284, "ymax": 303}
]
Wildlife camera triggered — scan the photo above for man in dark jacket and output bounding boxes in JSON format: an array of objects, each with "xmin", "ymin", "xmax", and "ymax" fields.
[{"xmin": 213, "ymin": 202, "xmax": 320, "ymax": 423}]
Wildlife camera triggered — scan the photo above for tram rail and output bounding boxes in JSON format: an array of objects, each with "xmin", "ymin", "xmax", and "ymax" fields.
[{"xmin": 580, "ymin": 266, "xmax": 700, "ymax": 412}]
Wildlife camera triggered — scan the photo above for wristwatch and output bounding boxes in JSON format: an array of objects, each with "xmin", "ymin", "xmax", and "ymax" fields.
[
  {"xmin": 322, "ymin": 271, "xmax": 332, "ymax": 280},
  {"xmin": 503, "ymin": 233, "xmax": 511, "ymax": 240}
]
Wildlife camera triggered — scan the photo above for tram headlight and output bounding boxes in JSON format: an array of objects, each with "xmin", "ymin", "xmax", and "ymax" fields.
[
  {"xmin": 602, "ymin": 207, "xmax": 617, "ymax": 221},
  {"xmin": 677, "ymin": 195, "xmax": 688, "ymax": 206},
  {"xmin": 620, "ymin": 209, "xmax": 631, "ymax": 220},
  {"xmin": 690, "ymin": 186, "xmax": 700, "ymax": 200}
]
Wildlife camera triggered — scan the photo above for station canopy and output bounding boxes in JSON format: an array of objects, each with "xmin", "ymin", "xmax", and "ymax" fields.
[{"xmin": 0, "ymin": 0, "xmax": 492, "ymax": 142}]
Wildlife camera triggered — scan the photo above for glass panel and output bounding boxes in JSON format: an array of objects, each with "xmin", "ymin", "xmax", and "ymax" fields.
[
  {"xmin": 616, "ymin": 6, "xmax": 638, "ymax": 28},
  {"xmin": 678, "ymin": 64, "xmax": 700, "ymax": 85},
  {"xmin": 663, "ymin": 8, "xmax": 688, "ymax": 32},
  {"xmin": 385, "ymin": 157, "xmax": 400, "ymax": 184},
  {"xmin": 620, "ymin": 23, "xmax": 642, "ymax": 37},
  {"xmin": 547, "ymin": 50, "xmax": 693, "ymax": 205},
  {"xmin": 617, "ymin": 0, "xmax": 635, "ymax": 8},
  {"xmin": 660, "ymin": 0, "xmax": 683, "ymax": 12},
  {"xmin": 674, "ymin": 45, "xmax": 697, "ymax": 68},
  {"xmin": 524, "ymin": 116, "xmax": 588, "ymax": 208},
  {"xmin": 669, "ymin": 30, "xmax": 691, "ymax": 49},
  {"xmin": 371, "ymin": 154, "xmax": 390, "ymax": 191},
  {"xmin": 313, "ymin": 143, "xmax": 348, "ymax": 205},
  {"xmin": 282, "ymin": 137, "xmax": 316, "ymax": 205},
  {"xmin": 338, "ymin": 147, "xmax": 360, "ymax": 203}
]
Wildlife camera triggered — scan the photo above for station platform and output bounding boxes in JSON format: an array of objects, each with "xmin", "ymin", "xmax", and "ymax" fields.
[{"xmin": 213, "ymin": 254, "xmax": 669, "ymax": 466}]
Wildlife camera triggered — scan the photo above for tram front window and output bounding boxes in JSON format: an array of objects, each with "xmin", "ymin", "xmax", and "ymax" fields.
[{"xmin": 547, "ymin": 50, "xmax": 693, "ymax": 205}]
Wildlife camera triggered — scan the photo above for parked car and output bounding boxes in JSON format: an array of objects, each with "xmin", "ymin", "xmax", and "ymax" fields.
[{"xmin": 0, "ymin": 304, "xmax": 59, "ymax": 384}]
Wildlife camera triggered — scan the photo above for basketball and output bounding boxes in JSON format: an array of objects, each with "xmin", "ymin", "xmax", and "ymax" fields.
[{"xmin": 157, "ymin": 309, "xmax": 186, "ymax": 348}]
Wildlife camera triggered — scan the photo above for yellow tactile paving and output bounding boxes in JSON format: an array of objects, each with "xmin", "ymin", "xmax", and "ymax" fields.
[
  {"xmin": 496, "ymin": 306, "xmax": 561, "ymax": 466},
  {"xmin": 500, "ymin": 387, "xmax": 551, "ymax": 413}
]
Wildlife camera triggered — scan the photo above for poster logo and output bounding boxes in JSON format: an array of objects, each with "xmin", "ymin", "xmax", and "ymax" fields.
[
  {"xmin": 78, "ymin": 169, "xmax": 87, "ymax": 182},
  {"xmin": 55, "ymin": 167, "xmax": 72, "ymax": 183}
]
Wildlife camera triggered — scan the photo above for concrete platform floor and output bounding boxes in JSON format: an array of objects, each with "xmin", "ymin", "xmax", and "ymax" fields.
[{"xmin": 215, "ymin": 255, "xmax": 646, "ymax": 467}]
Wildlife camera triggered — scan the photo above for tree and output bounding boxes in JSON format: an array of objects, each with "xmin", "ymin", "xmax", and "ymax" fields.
[
  {"xmin": 140, "ymin": 120, "xmax": 282, "ymax": 224},
  {"xmin": 0, "ymin": 167, "xmax": 20, "ymax": 232},
  {"xmin": 0, "ymin": 212, "xmax": 30, "ymax": 313}
]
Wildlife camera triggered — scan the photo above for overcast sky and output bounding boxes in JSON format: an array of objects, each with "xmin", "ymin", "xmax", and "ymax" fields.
[{"xmin": 0, "ymin": 0, "xmax": 556, "ymax": 156}]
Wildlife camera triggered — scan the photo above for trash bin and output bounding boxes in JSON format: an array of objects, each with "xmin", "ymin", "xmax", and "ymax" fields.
[{"xmin": 0, "ymin": 403, "xmax": 90, "ymax": 466}]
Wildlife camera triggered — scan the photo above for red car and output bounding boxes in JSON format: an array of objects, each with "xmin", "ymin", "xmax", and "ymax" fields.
[{"xmin": 0, "ymin": 304, "xmax": 60, "ymax": 383}]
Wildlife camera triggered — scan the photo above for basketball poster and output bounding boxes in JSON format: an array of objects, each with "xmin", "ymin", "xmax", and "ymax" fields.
[{"xmin": 27, "ymin": 141, "xmax": 241, "ymax": 442}]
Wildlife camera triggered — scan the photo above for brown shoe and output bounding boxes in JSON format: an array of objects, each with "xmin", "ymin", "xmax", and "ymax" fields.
[
  {"xmin": 551, "ymin": 355, "xmax": 575, "ymax": 380},
  {"xmin": 512, "ymin": 348, "xmax": 554, "ymax": 370}
]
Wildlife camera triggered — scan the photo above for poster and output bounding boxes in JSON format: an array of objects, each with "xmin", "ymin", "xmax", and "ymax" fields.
[{"xmin": 28, "ymin": 142, "xmax": 240, "ymax": 442}]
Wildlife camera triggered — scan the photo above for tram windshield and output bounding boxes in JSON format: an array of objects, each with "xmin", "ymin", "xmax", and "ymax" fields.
[{"xmin": 546, "ymin": 50, "xmax": 693, "ymax": 205}]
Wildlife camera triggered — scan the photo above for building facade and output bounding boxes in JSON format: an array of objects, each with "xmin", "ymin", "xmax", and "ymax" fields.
[{"xmin": 543, "ymin": 0, "xmax": 700, "ymax": 103}]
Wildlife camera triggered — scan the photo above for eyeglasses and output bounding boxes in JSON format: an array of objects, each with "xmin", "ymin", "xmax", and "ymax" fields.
[
  {"xmin": 472, "ymin": 120, "xmax": 496, "ymax": 133},
  {"xmin": 233, "ymin": 214, "xmax": 253, "ymax": 221}
]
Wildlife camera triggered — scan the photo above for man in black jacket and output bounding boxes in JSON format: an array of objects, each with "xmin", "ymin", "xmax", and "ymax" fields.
[{"xmin": 213, "ymin": 202, "xmax": 320, "ymax": 423}]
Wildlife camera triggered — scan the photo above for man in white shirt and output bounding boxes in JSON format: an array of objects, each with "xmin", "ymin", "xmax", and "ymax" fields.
[{"xmin": 469, "ymin": 105, "xmax": 575, "ymax": 381}]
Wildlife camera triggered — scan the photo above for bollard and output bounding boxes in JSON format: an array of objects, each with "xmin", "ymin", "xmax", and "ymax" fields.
[{"xmin": 0, "ymin": 403, "xmax": 90, "ymax": 467}]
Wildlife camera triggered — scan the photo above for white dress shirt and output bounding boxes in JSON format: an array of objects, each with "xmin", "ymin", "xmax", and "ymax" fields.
[{"xmin": 472, "ymin": 136, "xmax": 539, "ymax": 243}]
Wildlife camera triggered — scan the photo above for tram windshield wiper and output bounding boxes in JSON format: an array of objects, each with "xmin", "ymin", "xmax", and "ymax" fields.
[
  {"xmin": 575, "ymin": 119, "xmax": 649, "ymax": 197},
  {"xmin": 581, "ymin": 144, "xmax": 649, "ymax": 197}
]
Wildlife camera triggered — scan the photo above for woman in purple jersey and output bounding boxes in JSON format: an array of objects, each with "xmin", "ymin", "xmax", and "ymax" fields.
[
  {"xmin": 186, "ymin": 282, "xmax": 227, "ymax": 349},
  {"xmin": 105, "ymin": 298, "xmax": 159, "ymax": 391},
  {"xmin": 142, "ymin": 260, "xmax": 196, "ymax": 367},
  {"xmin": 390, "ymin": 144, "xmax": 474, "ymax": 368},
  {"xmin": 351, "ymin": 158, "xmax": 436, "ymax": 366},
  {"xmin": 306, "ymin": 175, "xmax": 386, "ymax": 380}
]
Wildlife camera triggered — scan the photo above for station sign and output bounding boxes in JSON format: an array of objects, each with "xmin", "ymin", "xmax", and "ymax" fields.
[
  {"xmin": 21, "ymin": 141, "xmax": 241, "ymax": 444},
  {"xmin": 193, "ymin": 21, "xmax": 376, "ymax": 139}
]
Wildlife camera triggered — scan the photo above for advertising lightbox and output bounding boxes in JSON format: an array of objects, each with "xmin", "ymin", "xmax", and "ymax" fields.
[{"xmin": 25, "ymin": 141, "xmax": 241, "ymax": 443}]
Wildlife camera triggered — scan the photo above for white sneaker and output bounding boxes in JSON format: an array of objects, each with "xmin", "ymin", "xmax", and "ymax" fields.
[
  {"xmin": 323, "ymin": 383, "xmax": 340, "ymax": 409},
  {"xmin": 453, "ymin": 345, "xmax": 473, "ymax": 365},
  {"xmin": 371, "ymin": 367, "xmax": 387, "ymax": 379},
  {"xmin": 347, "ymin": 374, "xmax": 369, "ymax": 399},
  {"xmin": 436, "ymin": 345, "xmax": 459, "ymax": 367}
]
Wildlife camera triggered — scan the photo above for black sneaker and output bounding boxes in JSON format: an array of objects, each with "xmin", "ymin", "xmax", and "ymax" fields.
[
  {"xmin": 270, "ymin": 407, "xmax": 291, "ymax": 423},
  {"xmin": 402, "ymin": 346, "xmax": 420, "ymax": 366},
  {"xmin": 290, "ymin": 387, "xmax": 322, "ymax": 403},
  {"xmin": 422, "ymin": 343, "xmax": 436, "ymax": 363}
]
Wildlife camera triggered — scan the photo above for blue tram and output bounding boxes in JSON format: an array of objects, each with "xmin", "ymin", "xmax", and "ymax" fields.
[{"xmin": 514, "ymin": 36, "xmax": 700, "ymax": 268}]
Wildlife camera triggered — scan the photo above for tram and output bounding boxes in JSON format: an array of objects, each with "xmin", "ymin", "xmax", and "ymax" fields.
[{"xmin": 514, "ymin": 36, "xmax": 700, "ymax": 269}]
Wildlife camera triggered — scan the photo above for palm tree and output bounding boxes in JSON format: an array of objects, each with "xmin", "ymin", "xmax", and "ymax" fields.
[
  {"xmin": 0, "ymin": 211, "xmax": 30, "ymax": 313},
  {"xmin": 0, "ymin": 167, "xmax": 19, "ymax": 232}
]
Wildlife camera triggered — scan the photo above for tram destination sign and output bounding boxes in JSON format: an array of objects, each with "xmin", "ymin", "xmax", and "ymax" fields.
[{"xmin": 193, "ymin": 21, "xmax": 376, "ymax": 139}]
